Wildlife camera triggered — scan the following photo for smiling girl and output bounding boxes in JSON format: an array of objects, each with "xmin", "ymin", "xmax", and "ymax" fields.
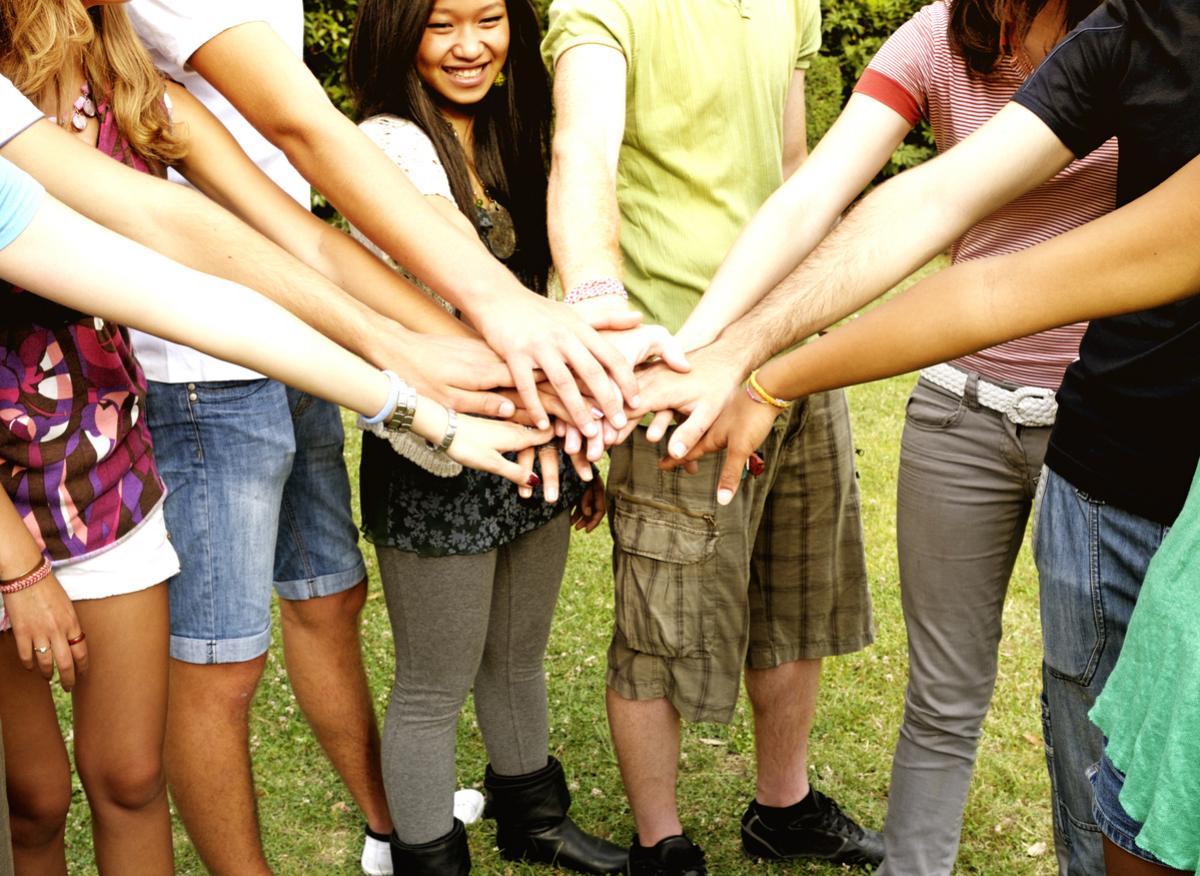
[{"xmin": 345, "ymin": 1, "xmax": 625, "ymax": 873}]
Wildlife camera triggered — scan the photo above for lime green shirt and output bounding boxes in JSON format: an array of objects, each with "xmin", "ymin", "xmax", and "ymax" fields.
[{"xmin": 543, "ymin": 0, "xmax": 822, "ymax": 333}]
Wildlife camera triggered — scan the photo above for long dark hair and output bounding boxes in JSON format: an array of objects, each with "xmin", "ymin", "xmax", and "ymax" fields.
[
  {"xmin": 347, "ymin": 0, "xmax": 552, "ymax": 293},
  {"xmin": 947, "ymin": 0, "xmax": 1098, "ymax": 77}
]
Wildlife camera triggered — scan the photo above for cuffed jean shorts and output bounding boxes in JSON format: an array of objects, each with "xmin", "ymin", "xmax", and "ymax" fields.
[
  {"xmin": 147, "ymin": 378, "xmax": 366, "ymax": 664},
  {"xmin": 1090, "ymin": 753, "xmax": 1171, "ymax": 867}
]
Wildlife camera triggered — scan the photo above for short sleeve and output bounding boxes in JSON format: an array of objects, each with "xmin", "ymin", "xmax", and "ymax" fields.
[
  {"xmin": 126, "ymin": 0, "xmax": 277, "ymax": 71},
  {"xmin": 357, "ymin": 116, "xmax": 454, "ymax": 203},
  {"xmin": 0, "ymin": 75, "xmax": 44, "ymax": 146},
  {"xmin": 1011, "ymin": 3, "xmax": 1126, "ymax": 158},
  {"xmin": 853, "ymin": 2, "xmax": 940, "ymax": 126},
  {"xmin": 794, "ymin": 0, "xmax": 822, "ymax": 70},
  {"xmin": 542, "ymin": 0, "xmax": 635, "ymax": 72},
  {"xmin": 0, "ymin": 156, "xmax": 44, "ymax": 252}
]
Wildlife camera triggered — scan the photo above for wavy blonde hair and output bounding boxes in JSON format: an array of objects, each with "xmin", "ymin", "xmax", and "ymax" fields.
[{"xmin": 0, "ymin": 0, "xmax": 186, "ymax": 165}]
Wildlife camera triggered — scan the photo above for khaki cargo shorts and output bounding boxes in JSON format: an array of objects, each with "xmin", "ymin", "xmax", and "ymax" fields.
[{"xmin": 606, "ymin": 389, "xmax": 873, "ymax": 724}]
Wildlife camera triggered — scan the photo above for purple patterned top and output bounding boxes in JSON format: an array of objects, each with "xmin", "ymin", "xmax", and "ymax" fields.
[{"xmin": 0, "ymin": 100, "xmax": 165, "ymax": 563}]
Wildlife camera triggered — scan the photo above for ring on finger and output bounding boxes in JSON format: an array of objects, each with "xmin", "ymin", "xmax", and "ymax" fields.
[
  {"xmin": 33, "ymin": 644, "xmax": 50, "ymax": 654},
  {"xmin": 67, "ymin": 632, "xmax": 86, "ymax": 646}
]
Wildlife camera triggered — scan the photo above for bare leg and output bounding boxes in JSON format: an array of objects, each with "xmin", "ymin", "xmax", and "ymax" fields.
[
  {"xmin": 72, "ymin": 585, "xmax": 173, "ymax": 874},
  {"xmin": 279, "ymin": 580, "xmax": 392, "ymax": 835},
  {"xmin": 744, "ymin": 659, "xmax": 821, "ymax": 806},
  {"xmin": 0, "ymin": 635, "xmax": 72, "ymax": 875},
  {"xmin": 1103, "ymin": 837, "xmax": 1190, "ymax": 876},
  {"xmin": 165, "ymin": 654, "xmax": 272, "ymax": 876},
  {"xmin": 607, "ymin": 689, "xmax": 682, "ymax": 845}
]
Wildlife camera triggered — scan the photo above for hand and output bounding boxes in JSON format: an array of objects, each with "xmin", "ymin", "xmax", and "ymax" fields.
[
  {"xmin": 445, "ymin": 414, "xmax": 554, "ymax": 486},
  {"xmin": 570, "ymin": 476, "xmax": 607, "ymax": 532},
  {"xmin": 630, "ymin": 339, "xmax": 751, "ymax": 458},
  {"xmin": 661, "ymin": 388, "xmax": 783, "ymax": 504},
  {"xmin": 383, "ymin": 327, "xmax": 518, "ymax": 419},
  {"xmin": 599, "ymin": 323, "xmax": 691, "ymax": 370},
  {"xmin": 473, "ymin": 294, "xmax": 639, "ymax": 435},
  {"xmin": 515, "ymin": 443, "xmax": 564, "ymax": 502},
  {"xmin": 4, "ymin": 570, "xmax": 89, "ymax": 691}
]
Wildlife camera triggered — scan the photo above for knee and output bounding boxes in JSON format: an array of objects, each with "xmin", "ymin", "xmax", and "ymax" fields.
[
  {"xmin": 173, "ymin": 658, "xmax": 265, "ymax": 722},
  {"xmin": 281, "ymin": 579, "xmax": 367, "ymax": 633},
  {"xmin": 8, "ymin": 775, "xmax": 72, "ymax": 849},
  {"xmin": 78, "ymin": 753, "xmax": 166, "ymax": 814}
]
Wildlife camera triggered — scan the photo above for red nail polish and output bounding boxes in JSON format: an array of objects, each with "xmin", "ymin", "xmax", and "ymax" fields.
[
  {"xmin": 748, "ymin": 453, "xmax": 765, "ymax": 478},
  {"xmin": 527, "ymin": 473, "xmax": 541, "ymax": 488}
]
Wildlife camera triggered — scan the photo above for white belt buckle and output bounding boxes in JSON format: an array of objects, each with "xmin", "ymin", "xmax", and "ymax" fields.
[{"xmin": 1006, "ymin": 386, "xmax": 1057, "ymax": 427}]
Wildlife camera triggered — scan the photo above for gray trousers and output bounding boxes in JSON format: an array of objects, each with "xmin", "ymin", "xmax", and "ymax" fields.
[
  {"xmin": 879, "ymin": 377, "xmax": 1050, "ymax": 875},
  {"xmin": 377, "ymin": 514, "xmax": 570, "ymax": 844},
  {"xmin": 1, "ymin": 718, "xmax": 12, "ymax": 876}
]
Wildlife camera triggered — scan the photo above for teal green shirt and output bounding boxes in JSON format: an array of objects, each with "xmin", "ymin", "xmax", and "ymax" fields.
[{"xmin": 543, "ymin": 0, "xmax": 821, "ymax": 333}]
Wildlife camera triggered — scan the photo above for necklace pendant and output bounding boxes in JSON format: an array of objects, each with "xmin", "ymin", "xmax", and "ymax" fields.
[{"xmin": 71, "ymin": 110, "xmax": 88, "ymax": 131}]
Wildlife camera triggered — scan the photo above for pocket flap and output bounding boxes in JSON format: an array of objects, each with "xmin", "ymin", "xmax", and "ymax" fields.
[{"xmin": 611, "ymin": 495, "xmax": 716, "ymax": 565}]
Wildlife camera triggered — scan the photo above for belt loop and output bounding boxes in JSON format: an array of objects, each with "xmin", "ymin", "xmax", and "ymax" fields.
[{"xmin": 963, "ymin": 372, "xmax": 982, "ymax": 411}]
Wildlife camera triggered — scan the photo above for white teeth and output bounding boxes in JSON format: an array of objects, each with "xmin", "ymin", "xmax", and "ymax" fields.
[{"xmin": 446, "ymin": 66, "xmax": 485, "ymax": 80}]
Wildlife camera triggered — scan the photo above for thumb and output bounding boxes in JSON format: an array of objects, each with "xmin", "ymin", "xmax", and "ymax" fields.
[
  {"xmin": 652, "ymin": 333, "xmax": 691, "ymax": 373},
  {"xmin": 586, "ymin": 309, "xmax": 643, "ymax": 331}
]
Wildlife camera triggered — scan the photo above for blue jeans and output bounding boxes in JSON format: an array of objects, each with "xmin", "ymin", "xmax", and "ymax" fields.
[
  {"xmin": 1089, "ymin": 753, "xmax": 1171, "ymax": 867},
  {"xmin": 1034, "ymin": 467, "xmax": 1169, "ymax": 876},
  {"xmin": 146, "ymin": 379, "xmax": 365, "ymax": 664}
]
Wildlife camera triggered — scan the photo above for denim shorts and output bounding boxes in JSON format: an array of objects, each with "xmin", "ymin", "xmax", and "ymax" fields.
[
  {"xmin": 1090, "ymin": 753, "xmax": 1171, "ymax": 866},
  {"xmin": 146, "ymin": 378, "xmax": 365, "ymax": 664}
]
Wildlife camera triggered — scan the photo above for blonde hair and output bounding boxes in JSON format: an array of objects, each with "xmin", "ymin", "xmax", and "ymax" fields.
[{"xmin": 0, "ymin": 0, "xmax": 186, "ymax": 165}]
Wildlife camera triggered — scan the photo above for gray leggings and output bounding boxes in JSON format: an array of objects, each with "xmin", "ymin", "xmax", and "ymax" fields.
[{"xmin": 377, "ymin": 514, "xmax": 570, "ymax": 844}]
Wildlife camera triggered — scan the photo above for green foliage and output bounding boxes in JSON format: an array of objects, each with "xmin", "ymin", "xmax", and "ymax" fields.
[{"xmin": 303, "ymin": 0, "xmax": 935, "ymax": 180}]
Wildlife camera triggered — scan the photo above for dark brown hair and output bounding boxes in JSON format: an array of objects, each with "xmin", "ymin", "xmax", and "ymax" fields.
[
  {"xmin": 947, "ymin": 0, "xmax": 1099, "ymax": 77},
  {"xmin": 346, "ymin": 0, "xmax": 552, "ymax": 293}
]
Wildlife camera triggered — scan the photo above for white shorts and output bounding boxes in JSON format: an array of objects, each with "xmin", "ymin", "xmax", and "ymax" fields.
[{"xmin": 0, "ymin": 505, "xmax": 179, "ymax": 631}]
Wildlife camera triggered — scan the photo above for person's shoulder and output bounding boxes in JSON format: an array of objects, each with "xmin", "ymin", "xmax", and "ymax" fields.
[{"xmin": 359, "ymin": 115, "xmax": 437, "ymax": 152}]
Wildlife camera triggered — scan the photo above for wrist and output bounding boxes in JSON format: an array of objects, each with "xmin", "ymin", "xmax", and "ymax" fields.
[
  {"xmin": 0, "ymin": 555, "xmax": 51, "ymax": 595},
  {"xmin": 565, "ymin": 277, "xmax": 627, "ymax": 306}
]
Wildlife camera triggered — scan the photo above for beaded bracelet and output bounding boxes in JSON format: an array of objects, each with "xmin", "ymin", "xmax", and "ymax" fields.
[
  {"xmin": 0, "ymin": 555, "xmax": 52, "ymax": 595},
  {"xmin": 565, "ymin": 277, "xmax": 628, "ymax": 305},
  {"xmin": 744, "ymin": 368, "xmax": 793, "ymax": 410}
]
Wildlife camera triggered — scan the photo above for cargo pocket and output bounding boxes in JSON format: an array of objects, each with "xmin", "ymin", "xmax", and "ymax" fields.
[{"xmin": 610, "ymin": 493, "xmax": 718, "ymax": 658}]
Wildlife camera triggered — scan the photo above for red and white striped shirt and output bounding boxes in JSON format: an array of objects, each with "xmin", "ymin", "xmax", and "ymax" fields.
[{"xmin": 854, "ymin": 0, "xmax": 1118, "ymax": 389}]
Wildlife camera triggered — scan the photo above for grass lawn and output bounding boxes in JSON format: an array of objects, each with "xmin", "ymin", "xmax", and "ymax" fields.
[{"xmin": 57, "ymin": 263, "xmax": 1057, "ymax": 874}]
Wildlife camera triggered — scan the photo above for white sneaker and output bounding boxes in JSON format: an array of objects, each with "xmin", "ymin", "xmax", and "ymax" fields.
[
  {"xmin": 453, "ymin": 788, "xmax": 486, "ymax": 825},
  {"xmin": 361, "ymin": 827, "xmax": 392, "ymax": 875}
]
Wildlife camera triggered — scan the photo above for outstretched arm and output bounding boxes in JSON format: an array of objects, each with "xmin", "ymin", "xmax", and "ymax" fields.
[
  {"xmin": 186, "ymin": 21, "xmax": 638, "ymax": 432},
  {"xmin": 0, "ymin": 118, "xmax": 514, "ymax": 418},
  {"xmin": 675, "ymin": 152, "xmax": 1200, "ymax": 499}
]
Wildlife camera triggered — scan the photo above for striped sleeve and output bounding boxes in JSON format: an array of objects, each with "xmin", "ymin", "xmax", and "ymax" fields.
[{"xmin": 853, "ymin": 1, "xmax": 942, "ymax": 125}]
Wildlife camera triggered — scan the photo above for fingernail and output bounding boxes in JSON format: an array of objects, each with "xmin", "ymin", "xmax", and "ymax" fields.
[
  {"xmin": 612, "ymin": 411, "xmax": 628, "ymax": 428},
  {"xmin": 583, "ymin": 421, "xmax": 599, "ymax": 438},
  {"xmin": 527, "ymin": 473, "xmax": 542, "ymax": 488},
  {"xmin": 538, "ymin": 418, "xmax": 550, "ymax": 430},
  {"xmin": 546, "ymin": 488, "xmax": 558, "ymax": 502},
  {"xmin": 717, "ymin": 489, "xmax": 733, "ymax": 506},
  {"xmin": 631, "ymin": 394, "xmax": 642, "ymax": 408},
  {"xmin": 519, "ymin": 487, "xmax": 532, "ymax": 499},
  {"xmin": 581, "ymin": 468, "xmax": 594, "ymax": 482},
  {"xmin": 591, "ymin": 406, "xmax": 605, "ymax": 419},
  {"xmin": 500, "ymin": 401, "xmax": 516, "ymax": 417},
  {"xmin": 670, "ymin": 442, "xmax": 686, "ymax": 459}
]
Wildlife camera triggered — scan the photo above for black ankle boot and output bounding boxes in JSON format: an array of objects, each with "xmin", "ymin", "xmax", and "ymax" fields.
[
  {"xmin": 389, "ymin": 818, "xmax": 470, "ymax": 875},
  {"xmin": 484, "ymin": 757, "xmax": 628, "ymax": 874}
]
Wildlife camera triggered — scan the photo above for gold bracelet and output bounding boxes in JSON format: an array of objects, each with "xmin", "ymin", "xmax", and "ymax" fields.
[{"xmin": 745, "ymin": 369, "xmax": 793, "ymax": 409}]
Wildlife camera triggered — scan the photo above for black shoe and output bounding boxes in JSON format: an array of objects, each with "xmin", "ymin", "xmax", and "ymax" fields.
[
  {"xmin": 389, "ymin": 818, "xmax": 470, "ymax": 875},
  {"xmin": 741, "ymin": 789, "xmax": 884, "ymax": 868},
  {"xmin": 484, "ymin": 757, "xmax": 628, "ymax": 874},
  {"xmin": 626, "ymin": 834, "xmax": 707, "ymax": 876}
]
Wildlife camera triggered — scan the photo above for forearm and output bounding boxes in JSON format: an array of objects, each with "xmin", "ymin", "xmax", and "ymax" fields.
[
  {"xmin": 0, "ymin": 490, "xmax": 45, "ymax": 577},
  {"xmin": 547, "ymin": 135, "xmax": 623, "ymax": 293},
  {"xmin": 756, "ymin": 161, "xmax": 1200, "ymax": 398},
  {"xmin": 678, "ymin": 94, "xmax": 909, "ymax": 351}
]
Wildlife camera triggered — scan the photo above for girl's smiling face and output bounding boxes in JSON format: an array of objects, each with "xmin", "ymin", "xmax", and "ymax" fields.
[{"xmin": 416, "ymin": 0, "xmax": 509, "ymax": 113}]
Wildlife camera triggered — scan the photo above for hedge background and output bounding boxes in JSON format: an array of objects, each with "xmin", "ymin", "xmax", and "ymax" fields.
[{"xmin": 302, "ymin": 0, "xmax": 934, "ymax": 180}]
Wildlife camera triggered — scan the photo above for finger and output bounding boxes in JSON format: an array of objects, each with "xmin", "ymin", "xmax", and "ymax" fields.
[
  {"xmin": 509, "ymin": 354, "xmax": 550, "ymax": 430},
  {"xmin": 683, "ymin": 459, "xmax": 700, "ymax": 475},
  {"xmin": 486, "ymin": 451, "xmax": 537, "ymax": 488},
  {"xmin": 15, "ymin": 632, "xmax": 34, "ymax": 670},
  {"xmin": 69, "ymin": 635, "xmax": 89, "ymax": 677},
  {"xmin": 563, "ymin": 425, "xmax": 583, "ymax": 456},
  {"xmin": 586, "ymin": 428, "xmax": 606, "ymax": 463},
  {"xmin": 584, "ymin": 309, "xmax": 642, "ymax": 331},
  {"xmin": 667, "ymin": 401, "xmax": 722, "ymax": 460},
  {"xmin": 568, "ymin": 448, "xmax": 593, "ymax": 481},
  {"xmin": 446, "ymin": 388, "xmax": 517, "ymax": 419},
  {"xmin": 558, "ymin": 337, "xmax": 627, "ymax": 429},
  {"xmin": 651, "ymin": 333, "xmax": 691, "ymax": 373},
  {"xmin": 540, "ymin": 355, "xmax": 598, "ymax": 437},
  {"xmin": 716, "ymin": 448, "xmax": 750, "ymax": 506},
  {"xmin": 539, "ymin": 445, "xmax": 561, "ymax": 504},
  {"xmin": 645, "ymin": 410, "xmax": 675, "ymax": 444},
  {"xmin": 33, "ymin": 641, "xmax": 54, "ymax": 679},
  {"xmin": 51, "ymin": 631, "xmax": 76, "ymax": 691},
  {"xmin": 517, "ymin": 446, "xmax": 536, "ymax": 499}
]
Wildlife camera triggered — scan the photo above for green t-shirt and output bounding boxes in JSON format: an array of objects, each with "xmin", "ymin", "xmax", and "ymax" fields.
[{"xmin": 542, "ymin": 0, "xmax": 821, "ymax": 333}]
